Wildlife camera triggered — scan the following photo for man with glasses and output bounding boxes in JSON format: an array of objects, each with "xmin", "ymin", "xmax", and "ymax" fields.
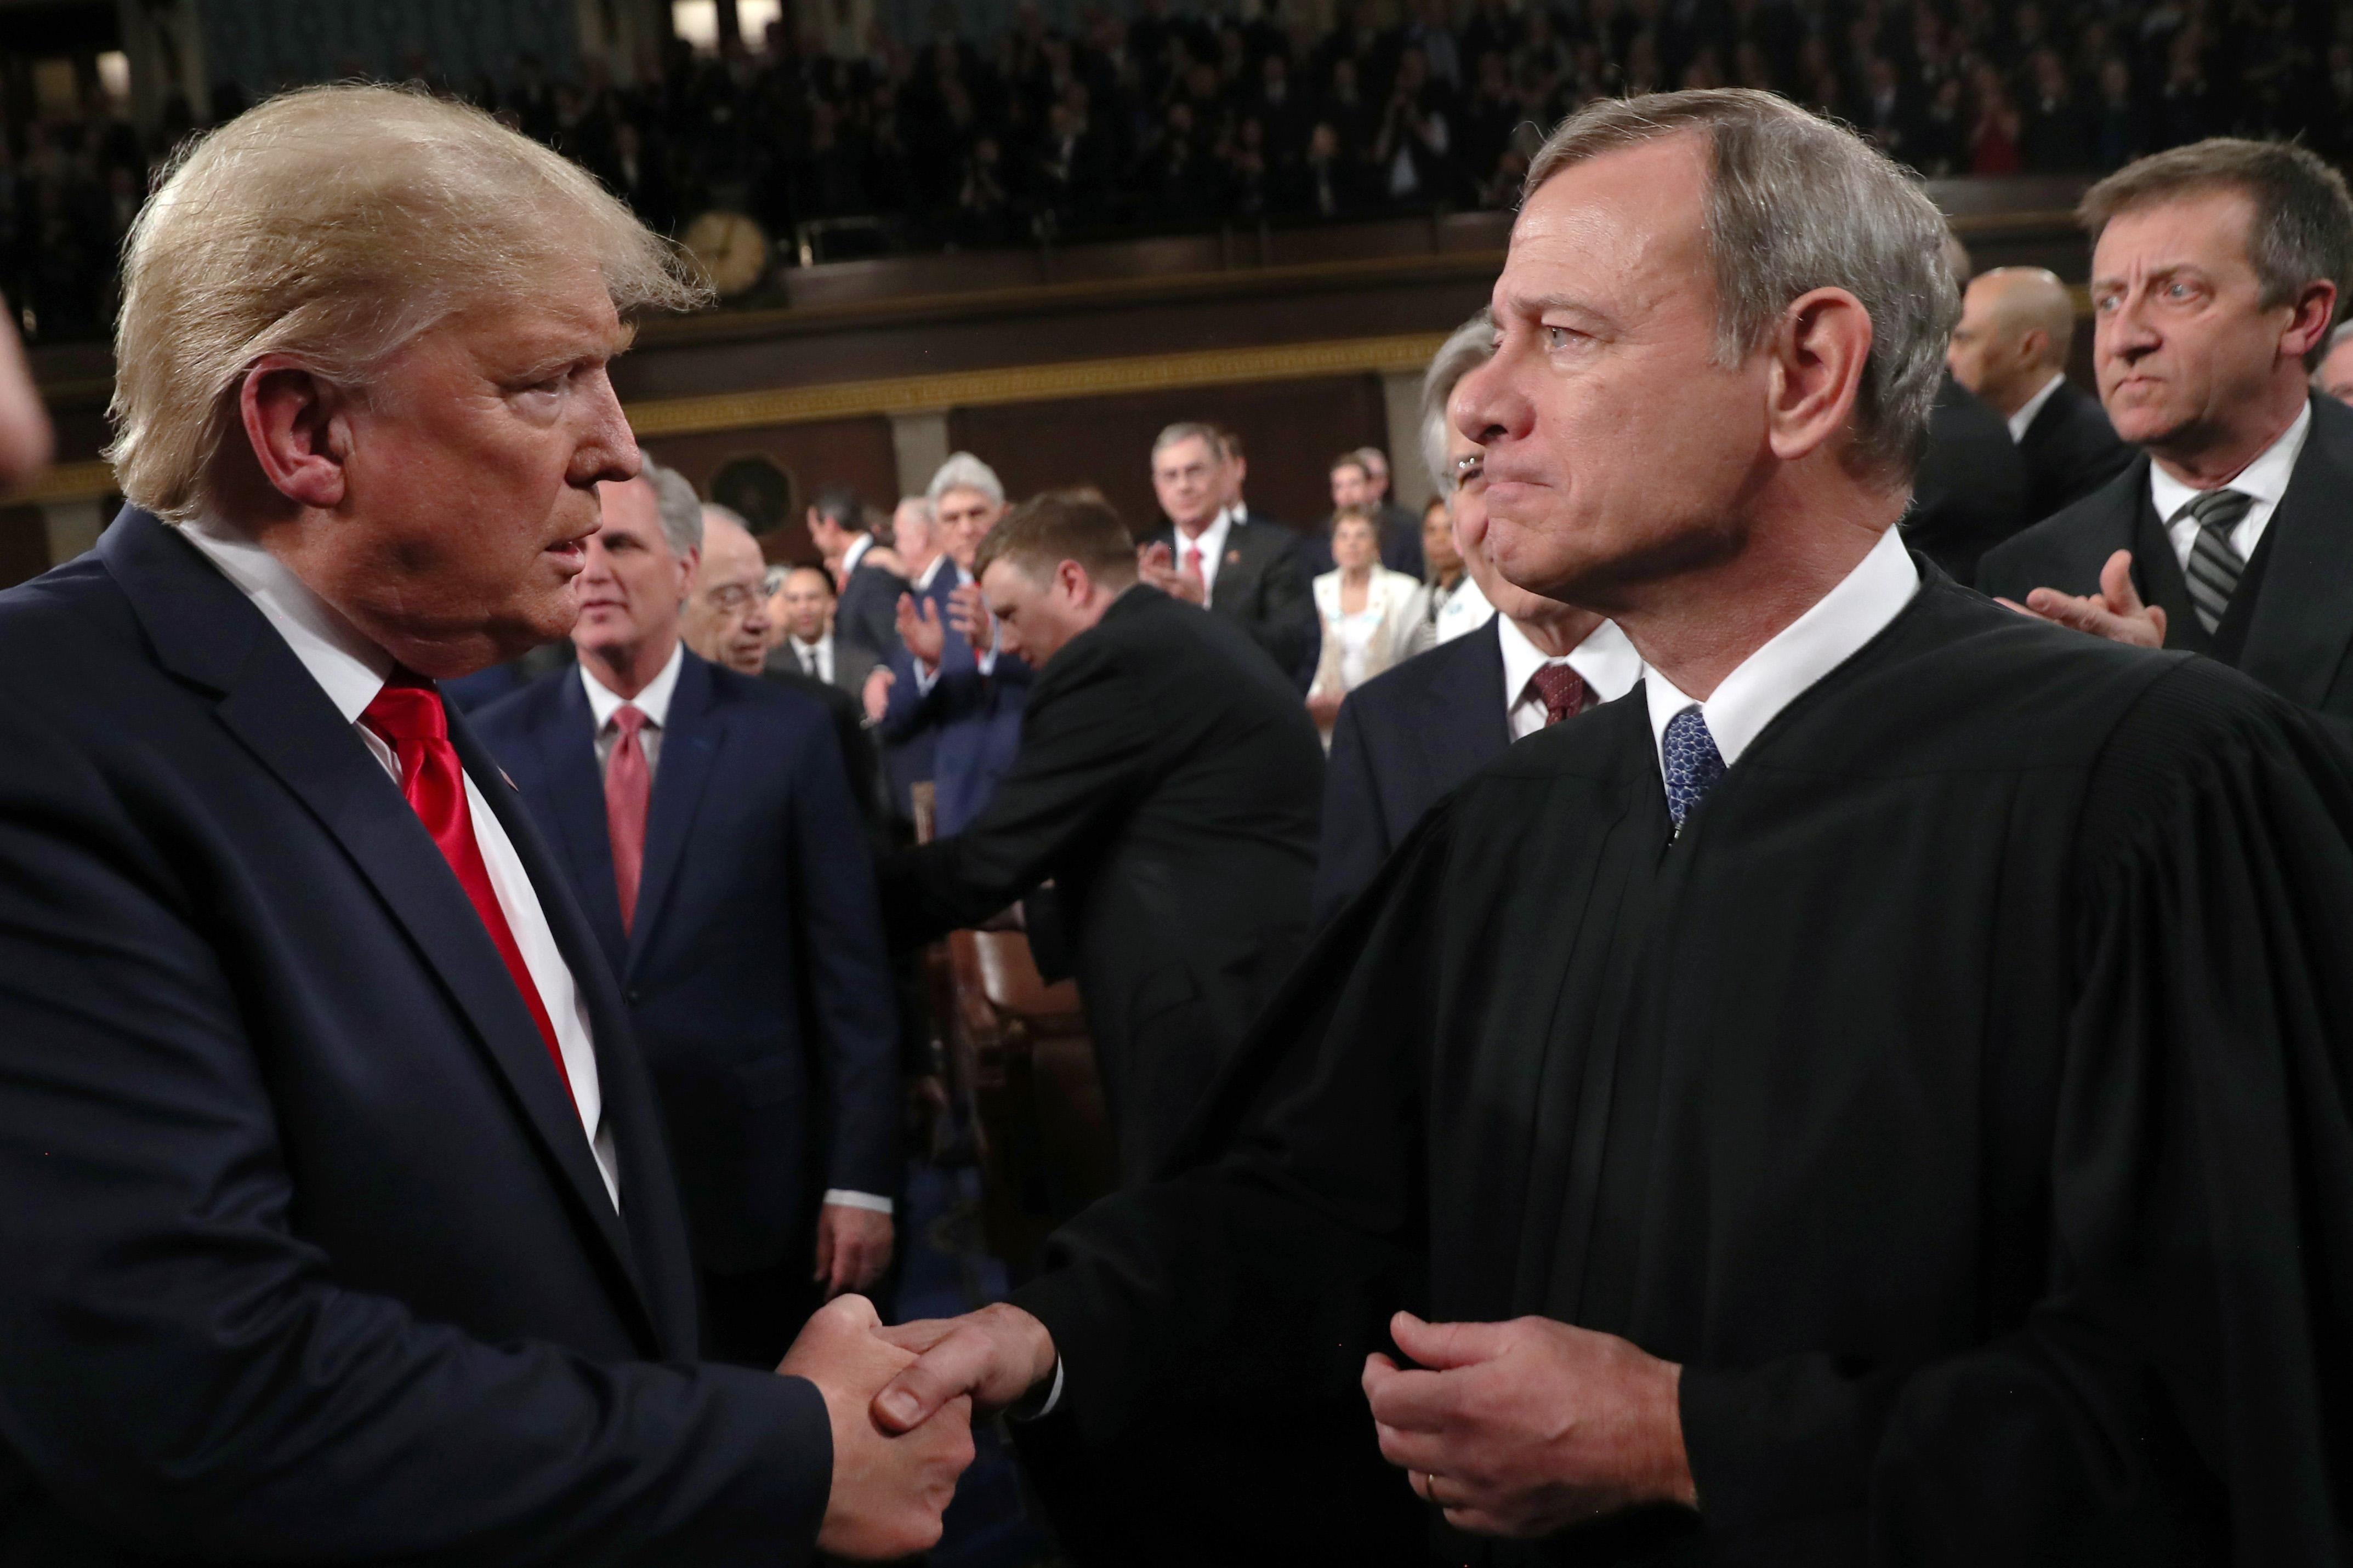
[{"xmin": 477, "ymin": 461, "xmax": 901, "ymax": 1368}]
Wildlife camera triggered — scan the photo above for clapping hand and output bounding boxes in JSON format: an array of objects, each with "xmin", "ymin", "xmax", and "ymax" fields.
[
  {"xmin": 946, "ymin": 581, "xmax": 996, "ymax": 655},
  {"xmin": 862, "ymin": 665, "xmax": 894, "ymax": 725},
  {"xmin": 777, "ymin": 1295, "xmax": 975, "ymax": 1560},
  {"xmin": 1996, "ymin": 548, "xmax": 2167, "ymax": 649},
  {"xmin": 895, "ymin": 592, "xmax": 947, "ymax": 669},
  {"xmin": 1138, "ymin": 541, "xmax": 1207, "ymax": 605},
  {"xmin": 1361, "ymin": 1311, "xmax": 1694, "ymax": 1538}
]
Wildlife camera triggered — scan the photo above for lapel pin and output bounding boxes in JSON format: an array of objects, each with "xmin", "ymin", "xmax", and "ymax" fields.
[{"xmin": 1226, "ymin": 550, "xmax": 1242, "ymax": 565}]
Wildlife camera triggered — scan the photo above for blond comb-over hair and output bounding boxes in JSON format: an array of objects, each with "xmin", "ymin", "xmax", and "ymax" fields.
[{"xmin": 107, "ymin": 83, "xmax": 707, "ymax": 521}]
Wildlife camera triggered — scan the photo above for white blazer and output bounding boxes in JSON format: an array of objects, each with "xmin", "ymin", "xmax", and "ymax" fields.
[{"xmin": 1310, "ymin": 564, "xmax": 1433, "ymax": 704}]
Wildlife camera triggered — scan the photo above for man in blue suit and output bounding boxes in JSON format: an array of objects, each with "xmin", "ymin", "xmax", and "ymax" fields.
[
  {"xmin": 877, "ymin": 453, "xmax": 1030, "ymax": 836},
  {"xmin": 0, "ymin": 85, "xmax": 967, "ymax": 1563},
  {"xmin": 476, "ymin": 461, "xmax": 901, "ymax": 1370}
]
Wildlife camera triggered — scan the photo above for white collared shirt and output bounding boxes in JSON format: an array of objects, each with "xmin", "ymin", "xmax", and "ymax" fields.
[
  {"xmin": 2150, "ymin": 399, "xmax": 2311, "ymax": 572},
  {"xmin": 1434, "ymin": 574, "xmax": 1494, "ymax": 644},
  {"xmin": 581, "ymin": 641, "xmax": 683, "ymax": 778},
  {"xmin": 181, "ymin": 517, "xmax": 620, "ymax": 1209},
  {"xmin": 1174, "ymin": 509, "xmax": 1235, "ymax": 603},
  {"xmin": 1644, "ymin": 525, "xmax": 1921, "ymax": 779},
  {"xmin": 1498, "ymin": 615, "xmax": 1645, "ymax": 741},
  {"xmin": 839, "ymin": 533, "xmax": 875, "ymax": 578},
  {"xmin": 912, "ymin": 552, "xmax": 951, "ymax": 596},
  {"xmin": 788, "ymin": 631, "xmax": 836, "ymax": 686},
  {"xmin": 2007, "ymin": 372, "xmax": 2068, "ymax": 443}
]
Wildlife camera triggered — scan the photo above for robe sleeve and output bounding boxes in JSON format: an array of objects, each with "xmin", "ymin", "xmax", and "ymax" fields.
[{"xmin": 1680, "ymin": 660, "xmax": 2353, "ymax": 1561}]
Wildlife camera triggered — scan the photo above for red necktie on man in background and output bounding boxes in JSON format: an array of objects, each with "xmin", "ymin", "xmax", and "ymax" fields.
[
  {"xmin": 605, "ymin": 705, "xmax": 651, "ymax": 932},
  {"xmin": 363, "ymin": 676, "xmax": 573, "ymax": 1103},
  {"xmin": 1527, "ymin": 662, "xmax": 1591, "ymax": 726},
  {"xmin": 1180, "ymin": 540, "xmax": 1208, "ymax": 601}
]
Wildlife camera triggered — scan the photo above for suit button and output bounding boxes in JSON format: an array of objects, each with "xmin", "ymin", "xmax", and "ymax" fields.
[{"xmin": 625, "ymin": 988, "xmax": 643, "ymax": 1003}]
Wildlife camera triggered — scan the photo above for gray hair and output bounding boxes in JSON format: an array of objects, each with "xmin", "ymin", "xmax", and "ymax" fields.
[
  {"xmin": 2083, "ymin": 138, "xmax": 2353, "ymax": 370},
  {"xmin": 927, "ymin": 452, "xmax": 1004, "ymax": 507},
  {"xmin": 640, "ymin": 458, "xmax": 703, "ymax": 557},
  {"xmin": 1524, "ymin": 88, "xmax": 1958, "ymax": 482},
  {"xmin": 1420, "ymin": 311, "xmax": 1497, "ymax": 497},
  {"xmin": 1151, "ymin": 421, "xmax": 1223, "ymax": 459}
]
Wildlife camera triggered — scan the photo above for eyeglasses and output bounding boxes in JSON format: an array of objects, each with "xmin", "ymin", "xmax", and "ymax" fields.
[{"xmin": 703, "ymin": 583, "xmax": 765, "ymax": 616}]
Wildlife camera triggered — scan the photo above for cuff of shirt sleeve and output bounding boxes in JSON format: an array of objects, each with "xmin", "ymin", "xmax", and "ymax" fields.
[
  {"xmin": 976, "ymin": 648, "xmax": 998, "ymax": 676},
  {"xmin": 1010, "ymin": 1357, "xmax": 1065, "ymax": 1421},
  {"xmin": 822, "ymin": 1189, "xmax": 894, "ymax": 1215},
  {"xmin": 912, "ymin": 660, "xmax": 941, "ymax": 695}
]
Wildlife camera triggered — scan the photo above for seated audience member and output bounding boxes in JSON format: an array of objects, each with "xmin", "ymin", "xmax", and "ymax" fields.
[
  {"xmin": 879, "ymin": 453, "xmax": 1030, "ymax": 836},
  {"xmin": 880, "ymin": 491, "xmax": 1323, "ymax": 1185},
  {"xmin": 770, "ymin": 563, "xmax": 880, "ymax": 697},
  {"xmin": 868, "ymin": 90, "xmax": 2353, "ymax": 1568},
  {"xmin": 476, "ymin": 465, "xmax": 901, "ymax": 1370},
  {"xmin": 1947, "ymin": 266, "xmax": 2134, "ymax": 518},
  {"xmin": 1307, "ymin": 506, "xmax": 1431, "ymax": 738},
  {"xmin": 806, "ymin": 483, "xmax": 908, "ymax": 660},
  {"xmin": 0, "ymin": 83, "xmax": 965, "ymax": 1563},
  {"xmin": 680, "ymin": 501, "xmax": 775, "ymax": 676},
  {"xmin": 2317, "ymin": 321, "xmax": 2353, "ymax": 403},
  {"xmin": 1981, "ymin": 138, "xmax": 2353, "ymax": 721},
  {"xmin": 1138, "ymin": 420, "xmax": 1319, "ymax": 686},
  {"xmin": 1317, "ymin": 310, "xmax": 1642, "ymax": 924}
]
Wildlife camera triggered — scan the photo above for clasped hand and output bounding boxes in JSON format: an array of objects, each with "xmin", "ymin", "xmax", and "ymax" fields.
[{"xmin": 1362, "ymin": 1312, "xmax": 1695, "ymax": 1537}]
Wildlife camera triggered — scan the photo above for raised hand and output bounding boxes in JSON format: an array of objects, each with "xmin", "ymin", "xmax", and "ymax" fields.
[
  {"xmin": 945, "ymin": 581, "xmax": 995, "ymax": 655},
  {"xmin": 869, "ymin": 1303, "xmax": 1059, "ymax": 1433},
  {"xmin": 777, "ymin": 1294, "xmax": 975, "ymax": 1560},
  {"xmin": 1996, "ymin": 548, "xmax": 2167, "ymax": 649},
  {"xmin": 1137, "ymin": 540, "xmax": 1208, "ymax": 605},
  {"xmin": 894, "ymin": 592, "xmax": 947, "ymax": 669},
  {"xmin": 814, "ymin": 1203, "xmax": 894, "ymax": 1299},
  {"xmin": 1360, "ymin": 1310, "xmax": 1693, "ymax": 1538},
  {"xmin": 862, "ymin": 665, "xmax": 894, "ymax": 725}
]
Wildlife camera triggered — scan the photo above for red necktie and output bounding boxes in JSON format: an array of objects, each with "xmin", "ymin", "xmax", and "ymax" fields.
[
  {"xmin": 1180, "ymin": 541, "xmax": 1207, "ymax": 598},
  {"xmin": 363, "ymin": 676, "xmax": 573, "ymax": 1103},
  {"xmin": 1527, "ymin": 663, "xmax": 1590, "ymax": 726},
  {"xmin": 605, "ymin": 705, "xmax": 651, "ymax": 932}
]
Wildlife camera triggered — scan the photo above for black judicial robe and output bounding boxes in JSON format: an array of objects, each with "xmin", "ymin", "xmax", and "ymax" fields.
[{"xmin": 1011, "ymin": 570, "xmax": 2353, "ymax": 1567}]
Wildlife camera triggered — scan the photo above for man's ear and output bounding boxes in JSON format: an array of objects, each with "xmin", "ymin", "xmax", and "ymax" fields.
[
  {"xmin": 1765, "ymin": 287, "xmax": 1874, "ymax": 466},
  {"xmin": 2282, "ymin": 279, "xmax": 2337, "ymax": 363},
  {"xmin": 239, "ymin": 356, "xmax": 355, "ymax": 510}
]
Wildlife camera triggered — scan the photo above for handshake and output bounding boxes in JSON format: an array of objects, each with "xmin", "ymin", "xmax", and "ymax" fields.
[{"xmin": 777, "ymin": 1297, "xmax": 1058, "ymax": 1559}]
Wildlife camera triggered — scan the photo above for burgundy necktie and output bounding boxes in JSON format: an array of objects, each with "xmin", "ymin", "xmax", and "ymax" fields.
[
  {"xmin": 605, "ymin": 705, "xmax": 651, "ymax": 932},
  {"xmin": 1181, "ymin": 541, "xmax": 1207, "ymax": 600},
  {"xmin": 1527, "ymin": 663, "xmax": 1590, "ymax": 726},
  {"xmin": 363, "ymin": 676, "xmax": 573, "ymax": 1103}
]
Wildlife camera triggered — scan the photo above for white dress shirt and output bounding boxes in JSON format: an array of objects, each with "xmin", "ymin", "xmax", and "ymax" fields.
[
  {"xmin": 912, "ymin": 552, "xmax": 951, "ymax": 596},
  {"xmin": 1498, "ymin": 614, "xmax": 1645, "ymax": 740},
  {"xmin": 2150, "ymin": 399, "xmax": 2311, "ymax": 574},
  {"xmin": 1173, "ymin": 509, "xmax": 1234, "ymax": 603},
  {"xmin": 182, "ymin": 518, "xmax": 621, "ymax": 1208},
  {"xmin": 839, "ymin": 532, "xmax": 876, "ymax": 578},
  {"xmin": 787, "ymin": 631, "xmax": 836, "ymax": 685},
  {"xmin": 579, "ymin": 646, "xmax": 893, "ymax": 1218},
  {"xmin": 1433, "ymin": 573, "xmax": 1496, "ymax": 644},
  {"xmin": 1644, "ymin": 524, "xmax": 1922, "ymax": 778},
  {"xmin": 2005, "ymin": 372, "xmax": 2068, "ymax": 443}
]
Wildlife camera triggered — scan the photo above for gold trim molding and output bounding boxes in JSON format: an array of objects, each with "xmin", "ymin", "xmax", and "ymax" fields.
[{"xmin": 9, "ymin": 460, "xmax": 118, "ymax": 508}]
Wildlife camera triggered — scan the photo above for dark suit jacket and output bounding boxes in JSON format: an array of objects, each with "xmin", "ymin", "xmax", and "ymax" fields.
[
  {"xmin": 877, "ymin": 567, "xmax": 1031, "ymax": 839},
  {"xmin": 475, "ymin": 652, "xmax": 899, "ymax": 1276},
  {"xmin": 880, "ymin": 586, "xmax": 1325, "ymax": 1183},
  {"xmin": 1979, "ymin": 394, "xmax": 2353, "ymax": 720},
  {"xmin": 1145, "ymin": 518, "xmax": 1319, "ymax": 690},
  {"xmin": 1902, "ymin": 372, "xmax": 2033, "ymax": 584},
  {"xmin": 1315, "ymin": 616, "xmax": 1511, "ymax": 926},
  {"xmin": 761, "ymin": 663, "xmax": 891, "ymax": 836},
  {"xmin": 834, "ymin": 543, "xmax": 908, "ymax": 664},
  {"xmin": 2017, "ymin": 375, "xmax": 2134, "ymax": 523},
  {"xmin": 0, "ymin": 510, "xmax": 827, "ymax": 1564}
]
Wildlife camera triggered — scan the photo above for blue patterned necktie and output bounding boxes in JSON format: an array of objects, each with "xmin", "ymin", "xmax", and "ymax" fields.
[
  {"xmin": 1662, "ymin": 706, "xmax": 1726, "ymax": 835},
  {"xmin": 2176, "ymin": 488, "xmax": 2254, "ymax": 636}
]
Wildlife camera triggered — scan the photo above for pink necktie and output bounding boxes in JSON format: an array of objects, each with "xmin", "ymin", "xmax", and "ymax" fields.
[{"xmin": 606, "ymin": 705, "xmax": 651, "ymax": 932}]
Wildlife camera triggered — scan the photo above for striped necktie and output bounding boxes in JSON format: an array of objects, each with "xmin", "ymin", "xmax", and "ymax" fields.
[{"xmin": 2177, "ymin": 488, "xmax": 2254, "ymax": 636}]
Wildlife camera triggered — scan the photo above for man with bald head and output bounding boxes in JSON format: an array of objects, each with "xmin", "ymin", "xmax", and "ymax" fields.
[
  {"xmin": 1947, "ymin": 265, "xmax": 2132, "ymax": 517},
  {"xmin": 865, "ymin": 90, "xmax": 2353, "ymax": 1566}
]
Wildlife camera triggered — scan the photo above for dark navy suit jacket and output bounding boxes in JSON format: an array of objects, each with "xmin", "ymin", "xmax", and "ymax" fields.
[
  {"xmin": 0, "ymin": 510, "xmax": 828, "ymax": 1564},
  {"xmin": 878, "ymin": 564, "xmax": 1030, "ymax": 839},
  {"xmin": 475, "ymin": 651, "xmax": 899, "ymax": 1276},
  {"xmin": 1314, "ymin": 615, "xmax": 1512, "ymax": 926}
]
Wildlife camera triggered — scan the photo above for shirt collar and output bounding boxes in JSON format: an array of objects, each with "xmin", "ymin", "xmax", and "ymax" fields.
[
  {"xmin": 580, "ymin": 640, "xmax": 685, "ymax": 729},
  {"xmin": 913, "ymin": 552, "xmax": 949, "ymax": 594},
  {"xmin": 2007, "ymin": 372, "xmax": 2068, "ymax": 443},
  {"xmin": 179, "ymin": 512, "xmax": 395, "ymax": 725},
  {"xmin": 840, "ymin": 533, "xmax": 874, "ymax": 575},
  {"xmin": 1644, "ymin": 524, "xmax": 1919, "ymax": 771},
  {"xmin": 1495, "ymin": 613, "xmax": 1644, "ymax": 711},
  {"xmin": 2147, "ymin": 397, "xmax": 2312, "ymax": 525},
  {"xmin": 1180, "ymin": 509, "xmax": 1232, "ymax": 557}
]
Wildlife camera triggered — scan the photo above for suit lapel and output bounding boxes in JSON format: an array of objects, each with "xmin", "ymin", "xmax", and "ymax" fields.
[
  {"xmin": 98, "ymin": 514, "xmax": 653, "ymax": 1331},
  {"xmin": 628, "ymin": 653, "xmax": 724, "ymax": 977},
  {"xmin": 2235, "ymin": 398, "xmax": 2353, "ymax": 708},
  {"xmin": 528, "ymin": 673, "xmax": 630, "ymax": 978},
  {"xmin": 1423, "ymin": 619, "xmax": 1512, "ymax": 771}
]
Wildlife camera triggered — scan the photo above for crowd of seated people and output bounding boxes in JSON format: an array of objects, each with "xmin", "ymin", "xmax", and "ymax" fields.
[{"xmin": 10, "ymin": 0, "xmax": 2353, "ymax": 340}]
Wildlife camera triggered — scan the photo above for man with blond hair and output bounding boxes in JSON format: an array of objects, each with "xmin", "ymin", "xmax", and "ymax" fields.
[
  {"xmin": 868, "ymin": 90, "xmax": 2353, "ymax": 1564},
  {"xmin": 0, "ymin": 85, "xmax": 968, "ymax": 1563},
  {"xmin": 1946, "ymin": 265, "xmax": 2132, "ymax": 518}
]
